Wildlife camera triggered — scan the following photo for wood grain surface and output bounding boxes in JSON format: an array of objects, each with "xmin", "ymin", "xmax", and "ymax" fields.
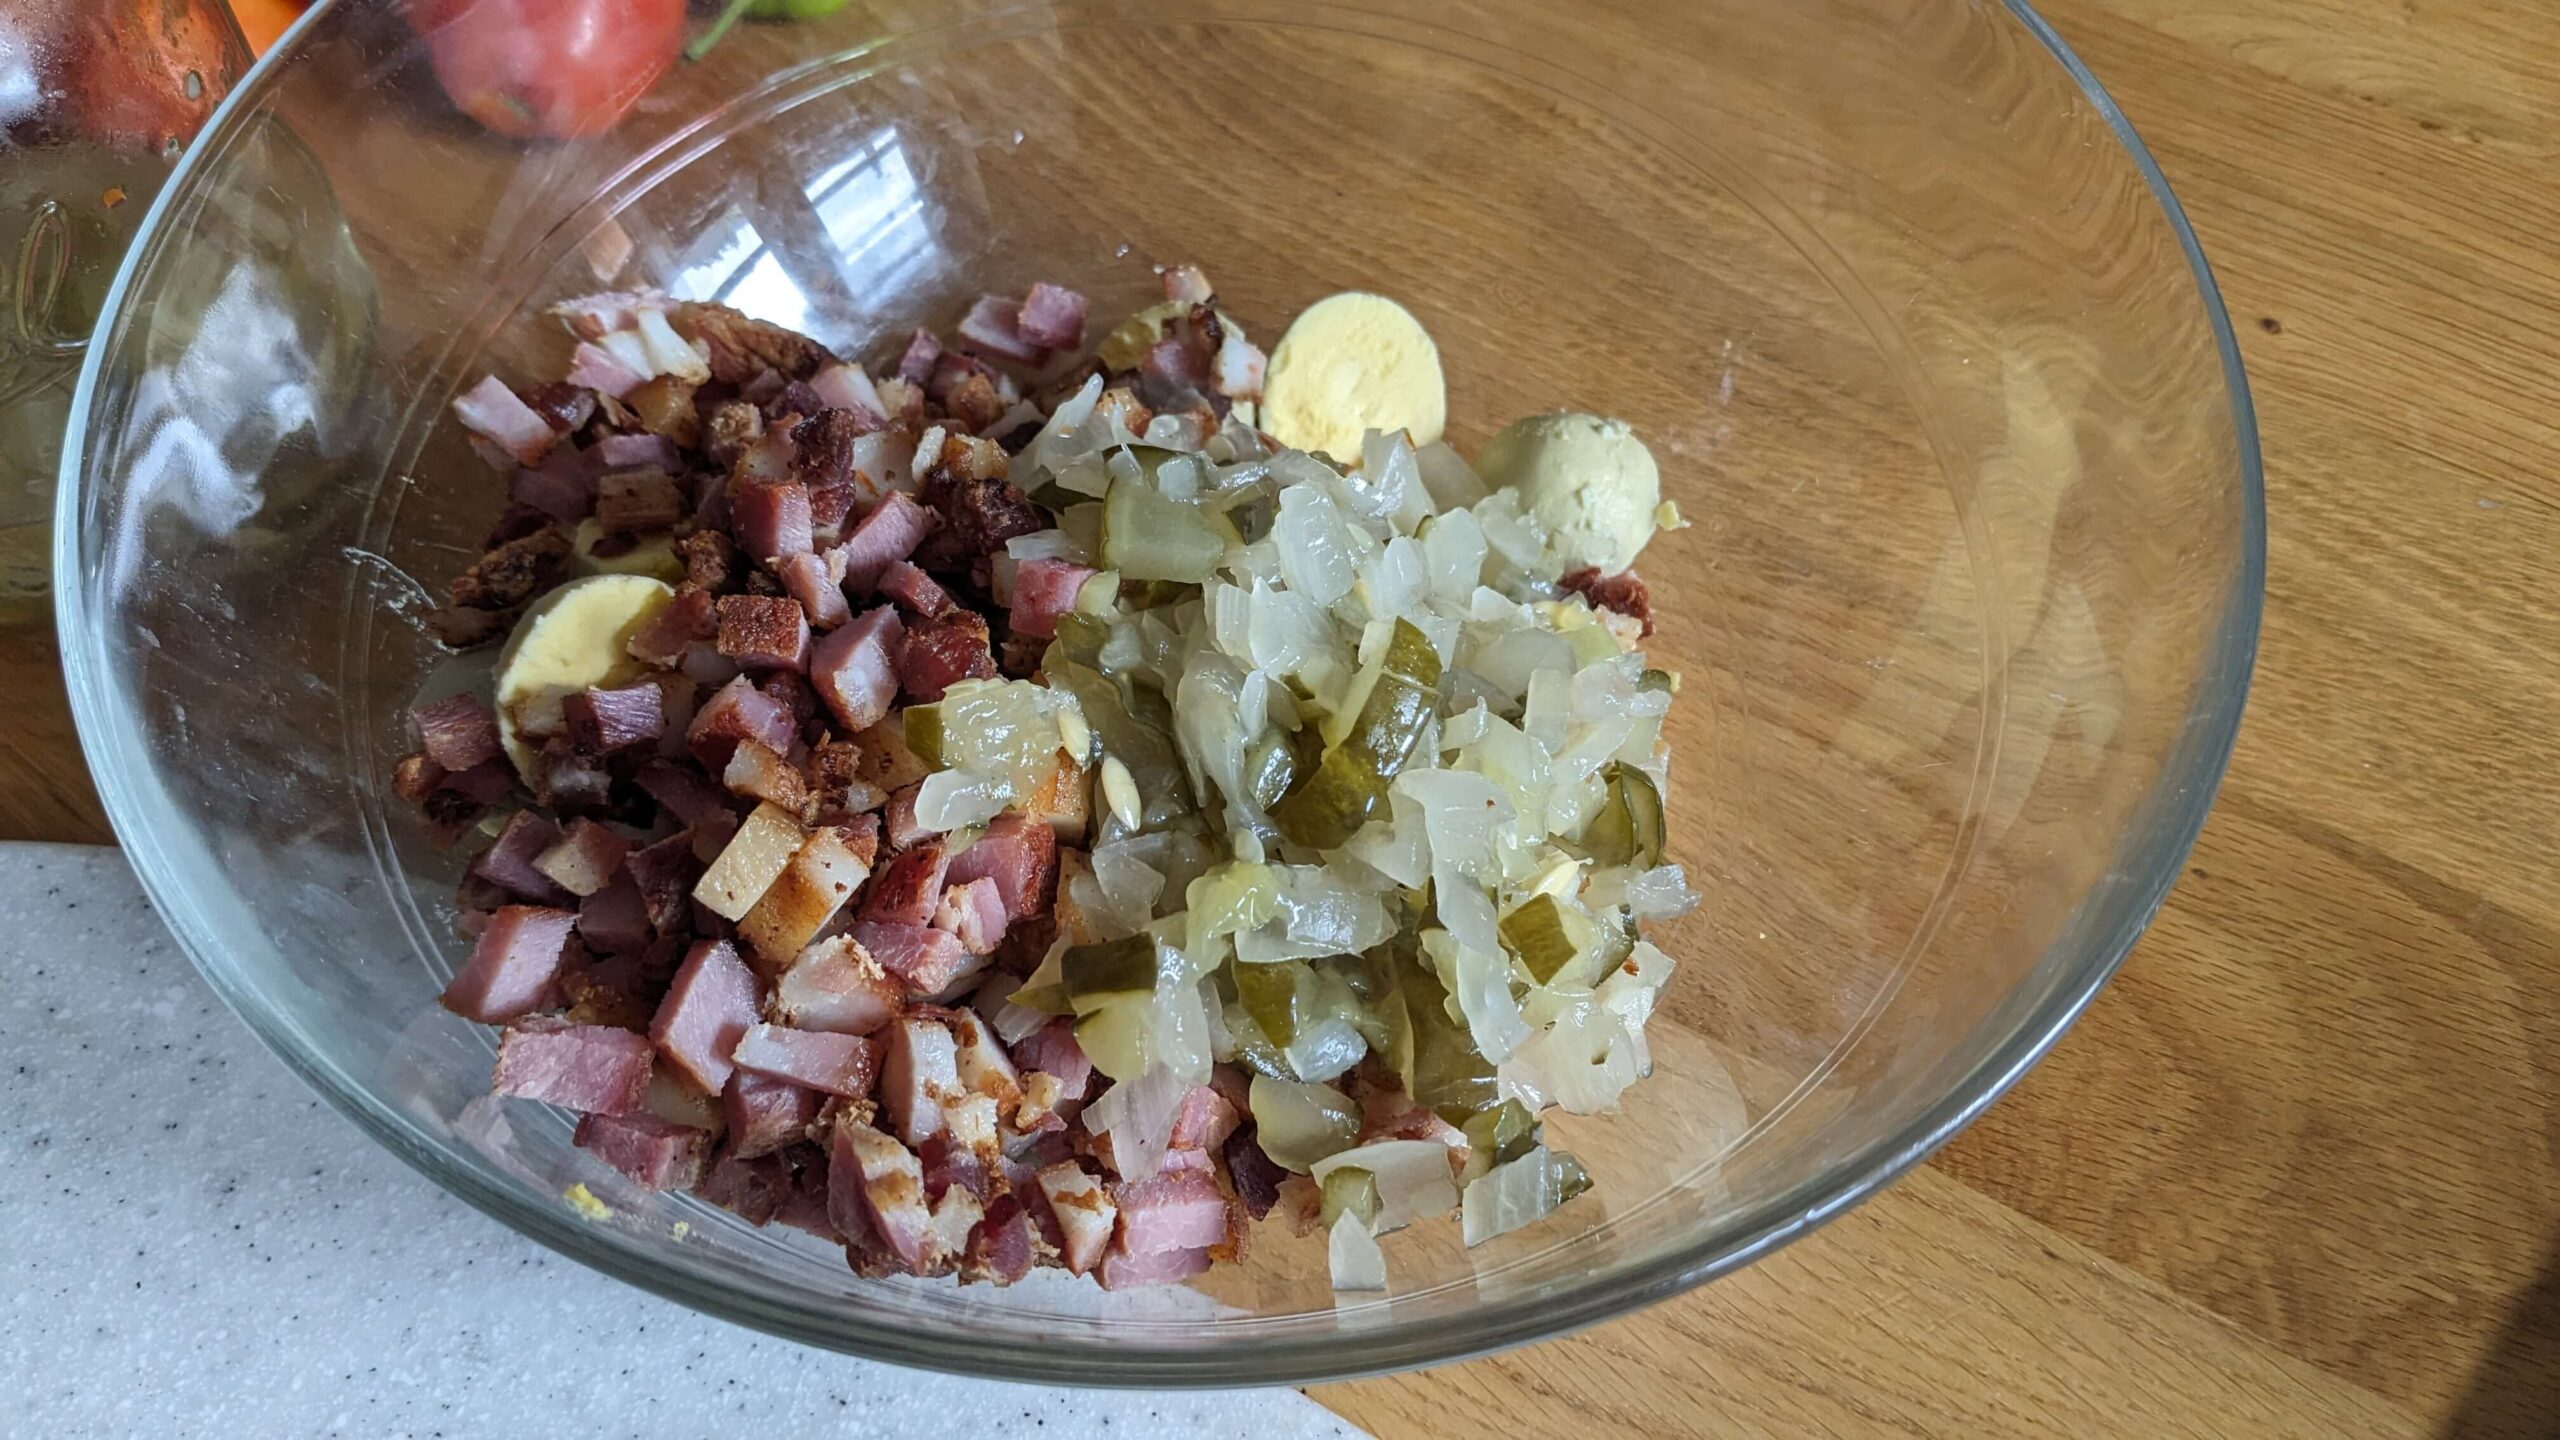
[{"xmin": 12, "ymin": 1, "xmax": 2552, "ymax": 1435}]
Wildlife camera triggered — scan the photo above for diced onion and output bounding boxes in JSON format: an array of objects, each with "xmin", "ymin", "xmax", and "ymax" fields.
[
  {"xmin": 1311, "ymin": 1140, "xmax": 1459, "ymax": 1233},
  {"xmin": 1328, "ymin": 1211, "xmax": 1388, "ymax": 1292}
]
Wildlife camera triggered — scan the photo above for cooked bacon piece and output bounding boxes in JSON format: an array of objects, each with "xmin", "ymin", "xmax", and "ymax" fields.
[
  {"xmin": 548, "ymin": 289, "xmax": 667, "ymax": 340},
  {"xmin": 895, "ymin": 328, "xmax": 942, "ymax": 384},
  {"xmin": 574, "ymin": 1111, "xmax": 708, "ymax": 1190},
  {"xmin": 944, "ymin": 812, "xmax": 1058, "ymax": 923},
  {"xmin": 919, "ymin": 427, "xmax": 1011, "ymax": 484},
  {"xmin": 724, "ymin": 1071, "xmax": 824, "ymax": 1158},
  {"xmin": 392, "ymin": 752, "xmax": 444, "ymax": 806},
  {"xmin": 1012, "ymin": 1070, "xmax": 1070, "ymax": 1135},
  {"xmin": 693, "ymin": 801, "xmax": 807, "ymax": 922},
  {"xmin": 438, "ymin": 759, "xmax": 519, "ymax": 807},
  {"xmin": 1223, "ymin": 1125, "xmax": 1286, "ymax": 1220},
  {"xmin": 1016, "ymin": 283, "xmax": 1088, "ymax": 351},
  {"xmin": 962, "ymin": 1194, "xmax": 1037, "ymax": 1285},
  {"xmin": 675, "ymin": 530, "xmax": 740, "ymax": 594},
  {"xmin": 1168, "ymin": 1083, "xmax": 1241, "ymax": 1154},
  {"xmin": 1035, "ymin": 1162, "xmax": 1117, "ymax": 1276},
  {"xmin": 510, "ymin": 451, "xmax": 595, "ymax": 526},
  {"xmin": 788, "ymin": 409, "xmax": 865, "ymax": 502},
  {"xmin": 1007, "ymin": 558, "xmax": 1094, "ymax": 642},
  {"xmin": 633, "ymin": 758, "xmax": 731, "ymax": 827},
  {"xmin": 860, "ymin": 838, "xmax": 950, "ymax": 926},
  {"xmin": 774, "ymin": 1145, "xmax": 841, "ymax": 1240},
  {"xmin": 896, "ymin": 611, "xmax": 997, "ymax": 704},
  {"xmin": 448, "ymin": 525, "xmax": 569, "ymax": 611},
  {"xmin": 731, "ymin": 478, "xmax": 813, "ymax": 565},
  {"xmin": 561, "ymin": 682, "xmax": 664, "ymax": 755},
  {"xmin": 934, "ymin": 878, "xmax": 1007, "ymax": 956},
  {"xmin": 590, "ymin": 472, "xmax": 678, "ymax": 538},
  {"xmin": 671, "ymin": 300, "xmax": 835, "ymax": 383},
  {"xmin": 714, "ymin": 593, "xmax": 810, "ymax": 672},
  {"xmin": 808, "ymin": 369, "xmax": 890, "ymax": 431},
  {"xmin": 534, "ymin": 739, "xmax": 611, "ymax": 816},
  {"xmin": 626, "ymin": 584, "xmax": 718, "ymax": 667},
  {"xmin": 774, "ymin": 935, "xmax": 902, "ymax": 1035},
  {"xmin": 878, "ymin": 1013, "xmax": 962, "ymax": 1147},
  {"xmin": 591, "ymin": 431, "xmax": 678, "ymax": 472},
  {"xmin": 941, "ymin": 370, "xmax": 1007, "ymax": 434},
  {"xmin": 830, "ymin": 1119, "xmax": 938, "ymax": 1275},
  {"xmin": 698, "ymin": 1141, "xmax": 791, "ymax": 1225},
  {"xmin": 622, "ymin": 830, "xmax": 702, "ymax": 936},
  {"xmin": 426, "ymin": 603, "xmax": 513, "ymax": 650},
  {"xmin": 847, "ymin": 718, "xmax": 931, "ymax": 793},
  {"xmin": 453, "ymin": 375, "xmax": 558, "ymax": 468},
  {"xmin": 779, "ymin": 550, "xmax": 850, "ymax": 630},
  {"xmin": 471, "ymin": 811, "xmax": 573, "ymax": 905},
  {"xmin": 926, "ymin": 473, "xmax": 1041, "ymax": 559},
  {"xmin": 736, "ymin": 825, "xmax": 872, "ymax": 971},
  {"xmin": 1158, "ymin": 265, "xmax": 1213, "ymax": 305},
  {"xmin": 1144, "ymin": 336, "xmax": 1212, "ymax": 394},
  {"xmin": 702, "ymin": 399, "xmax": 765, "ymax": 471},
  {"xmin": 577, "ymin": 868, "xmax": 653, "ymax": 958},
  {"xmin": 685, "ymin": 674, "xmax": 797, "ymax": 770},
  {"xmin": 881, "ymin": 782, "xmax": 937, "ymax": 851},
  {"xmin": 1110, "ymin": 1165, "xmax": 1230, "ymax": 1258},
  {"xmin": 946, "ymin": 1009, "xmax": 1021, "ymax": 1117},
  {"xmin": 622, "ymin": 375, "xmax": 701, "ymax": 447},
  {"xmin": 834, "ymin": 491, "xmax": 933, "ymax": 595},
  {"xmin": 1558, "ymin": 565, "xmax": 1655, "ymax": 637},
  {"xmin": 1090, "ymin": 383, "xmax": 1152, "ymax": 438},
  {"xmin": 1098, "ymin": 1244, "xmax": 1211, "ymax": 1291},
  {"xmin": 438, "ymin": 904, "xmax": 575, "ymax": 1022},
  {"xmin": 1010, "ymin": 1018, "xmax": 1094, "ymax": 1104},
  {"xmin": 532, "ymin": 818, "xmax": 630, "ymax": 898},
  {"xmin": 810, "ymin": 606, "xmax": 904, "ymax": 733},
  {"xmin": 493, "ymin": 1016, "xmax": 653, "ymax": 1114},
  {"xmin": 566, "ymin": 340, "xmax": 649, "ymax": 400},
  {"xmin": 855, "ymin": 920, "xmax": 982, "ymax": 998},
  {"xmin": 918, "ymin": 1127, "xmax": 994, "ymax": 1205},
  {"xmin": 560, "ymin": 944, "xmax": 666, "ymax": 1029},
  {"xmin": 720, "ymin": 737, "xmax": 808, "ymax": 814},
  {"xmin": 413, "ymin": 693, "xmax": 502, "ymax": 772},
  {"xmin": 649, "ymin": 938, "xmax": 761, "ymax": 1093},
  {"xmin": 956, "ymin": 295, "xmax": 1046, "ymax": 366},
  {"xmin": 803, "ymin": 740, "xmax": 884, "ymax": 826},
  {"xmin": 731, "ymin": 1023, "xmax": 880, "ymax": 1098},
  {"xmin": 876, "ymin": 560, "xmax": 953, "ymax": 619}
]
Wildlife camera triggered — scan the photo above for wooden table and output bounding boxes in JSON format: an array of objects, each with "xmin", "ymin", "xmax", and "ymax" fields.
[{"xmin": 12, "ymin": 1, "xmax": 2551, "ymax": 1434}]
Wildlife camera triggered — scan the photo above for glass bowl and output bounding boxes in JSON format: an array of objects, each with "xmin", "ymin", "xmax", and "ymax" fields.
[{"xmin": 56, "ymin": 0, "xmax": 2261, "ymax": 1386}]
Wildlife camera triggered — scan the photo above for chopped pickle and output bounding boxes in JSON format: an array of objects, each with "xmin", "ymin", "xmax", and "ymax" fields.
[
  {"xmin": 1061, "ymin": 935, "xmax": 1160, "ymax": 1009},
  {"xmin": 1045, "ymin": 614, "xmax": 1194, "ymax": 822},
  {"xmin": 902, "ymin": 703, "xmax": 946, "ymax": 770},
  {"xmin": 1008, "ymin": 943, "xmax": 1071, "ymax": 1015},
  {"xmin": 1231, "ymin": 956, "xmax": 1310, "ymax": 1048},
  {"xmin": 1248, "ymin": 1073, "xmax": 1363, "ymax": 1172},
  {"xmin": 1271, "ymin": 619, "xmax": 1443, "ymax": 850},
  {"xmin": 1498, "ymin": 893, "xmax": 1587, "ymax": 985},
  {"xmin": 1242, "ymin": 731, "xmax": 1300, "ymax": 812},
  {"xmin": 1073, "ymin": 996, "xmax": 1151, "ymax": 1082},
  {"xmin": 1216, "ymin": 481, "xmax": 1281, "ymax": 545},
  {"xmin": 1551, "ymin": 1148, "xmax": 1594, "ymax": 1205},
  {"xmin": 1639, "ymin": 667, "xmax": 1679, "ymax": 695},
  {"xmin": 1582, "ymin": 763, "xmax": 1666, "ymax": 869},
  {"xmin": 1185, "ymin": 861, "xmax": 1283, "ymax": 952},
  {"xmin": 1101, "ymin": 473, "xmax": 1230, "ymax": 583},
  {"xmin": 1319, "ymin": 1166, "xmax": 1381, "ymax": 1230},
  {"xmin": 1374, "ymin": 936, "xmax": 1498, "ymax": 1119},
  {"xmin": 1460, "ymin": 1098, "xmax": 1541, "ymax": 1182}
]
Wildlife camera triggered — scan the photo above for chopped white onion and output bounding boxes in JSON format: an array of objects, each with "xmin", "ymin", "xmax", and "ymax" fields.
[
  {"xmin": 1082, "ymin": 1062, "xmax": 1191, "ymax": 1182},
  {"xmin": 1312, "ymin": 1140, "xmax": 1460, "ymax": 1233},
  {"xmin": 1328, "ymin": 1211, "xmax": 1388, "ymax": 1292}
]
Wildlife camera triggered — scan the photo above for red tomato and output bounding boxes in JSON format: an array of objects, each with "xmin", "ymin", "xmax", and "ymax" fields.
[{"xmin": 404, "ymin": 0, "xmax": 687, "ymax": 140}]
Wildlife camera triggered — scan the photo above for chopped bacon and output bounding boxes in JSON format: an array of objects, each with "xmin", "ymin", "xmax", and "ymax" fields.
[
  {"xmin": 592, "ymin": 471, "xmax": 679, "ymax": 537},
  {"xmin": 714, "ymin": 593, "xmax": 811, "ymax": 672},
  {"xmin": 876, "ymin": 560, "xmax": 953, "ymax": 619},
  {"xmin": 962, "ymin": 1194, "xmax": 1037, "ymax": 1285},
  {"xmin": 946, "ymin": 1010, "xmax": 1021, "ymax": 1117},
  {"xmin": 562, "ymin": 682, "xmax": 664, "ymax": 754},
  {"xmin": 856, "ymin": 920, "xmax": 983, "ymax": 997},
  {"xmin": 803, "ymin": 741, "xmax": 883, "ymax": 826},
  {"xmin": 861, "ymin": 838, "xmax": 950, "ymax": 927},
  {"xmin": 1159, "ymin": 265, "xmax": 1213, "ymax": 306},
  {"xmin": 439, "ymin": 904, "xmax": 575, "ymax": 1022},
  {"xmin": 453, "ymin": 375, "xmax": 558, "ymax": 468},
  {"xmin": 670, "ymin": 301, "xmax": 835, "ymax": 383},
  {"xmin": 697, "ymin": 1141, "xmax": 791, "ymax": 1225},
  {"xmin": 1143, "ymin": 336, "xmax": 1213, "ymax": 394},
  {"xmin": 594, "ymin": 431, "xmax": 681, "ymax": 471},
  {"xmin": 493, "ymin": 1016, "xmax": 653, "ymax": 1114},
  {"xmin": 1110, "ymin": 1166, "xmax": 1230, "ymax": 1256},
  {"xmin": 1168, "ymin": 1084, "xmax": 1241, "ymax": 1155},
  {"xmin": 736, "ymin": 825, "xmax": 872, "ymax": 971},
  {"xmin": 577, "ymin": 868, "xmax": 654, "ymax": 957},
  {"xmin": 574, "ymin": 1111, "xmax": 708, "ymax": 1190},
  {"xmin": 1098, "ymin": 1244, "xmax": 1211, "ymax": 1291},
  {"xmin": 448, "ymin": 526, "xmax": 569, "ymax": 611},
  {"xmin": 1010, "ymin": 1018, "xmax": 1094, "ymax": 1105},
  {"xmin": 1558, "ymin": 565, "xmax": 1655, "ymax": 637},
  {"xmin": 1007, "ymin": 558, "xmax": 1094, "ymax": 642},
  {"xmin": 392, "ymin": 752, "xmax": 444, "ymax": 806},
  {"xmin": 732, "ymin": 479, "xmax": 813, "ymax": 564},
  {"xmin": 1035, "ymin": 1162, "xmax": 1117, "ymax": 1276},
  {"xmin": 1223, "ymin": 1126, "xmax": 1286, "ymax": 1220},
  {"xmin": 1016, "ymin": 283, "xmax": 1088, "ymax": 351},
  {"xmin": 720, "ymin": 737, "xmax": 808, "ymax": 814},
  {"xmin": 774, "ymin": 935, "xmax": 902, "ymax": 1035},
  {"xmin": 532, "ymin": 818, "xmax": 630, "ymax": 898},
  {"xmin": 956, "ymin": 295, "xmax": 1047, "ymax": 366},
  {"xmin": 622, "ymin": 830, "xmax": 702, "ymax": 936},
  {"xmin": 471, "ymin": 811, "xmax": 574, "ymax": 905},
  {"xmin": 414, "ymin": 693, "xmax": 503, "ymax": 773},
  {"xmin": 895, "ymin": 328, "xmax": 943, "ymax": 384},
  {"xmin": 1215, "ymin": 329, "xmax": 1267, "ymax": 399},
  {"xmin": 810, "ymin": 606, "xmax": 904, "ymax": 733},
  {"xmin": 779, "ymin": 549, "xmax": 850, "ymax": 630},
  {"xmin": 648, "ymin": 939, "xmax": 761, "ymax": 1094},
  {"xmin": 566, "ymin": 340, "xmax": 649, "ymax": 399},
  {"xmin": 918, "ymin": 1128, "xmax": 994, "ymax": 1205},
  {"xmin": 881, "ymin": 783, "xmax": 938, "ymax": 851},
  {"xmin": 724, "ymin": 1071, "xmax": 825, "ymax": 1159},
  {"xmin": 685, "ymin": 674, "xmax": 798, "ymax": 770},
  {"xmin": 944, "ymin": 812, "xmax": 1058, "ymax": 923},
  {"xmin": 633, "ymin": 757, "xmax": 732, "ymax": 827},
  {"xmin": 535, "ymin": 739, "xmax": 612, "ymax": 816},
  {"xmin": 895, "ymin": 610, "xmax": 997, "ymax": 703},
  {"xmin": 510, "ymin": 451, "xmax": 595, "ymax": 526},
  {"xmin": 830, "ymin": 1119, "xmax": 939, "ymax": 1275},
  {"xmin": 676, "ymin": 530, "xmax": 739, "ymax": 594},
  {"xmin": 941, "ymin": 370, "xmax": 1007, "ymax": 434},
  {"xmin": 808, "ymin": 367, "xmax": 890, "ymax": 430},
  {"xmin": 626, "ymin": 584, "xmax": 718, "ymax": 667},
  {"xmin": 834, "ymin": 491, "xmax": 933, "ymax": 595},
  {"xmin": 933, "ymin": 878, "xmax": 1008, "ymax": 956},
  {"xmin": 731, "ymin": 1023, "xmax": 880, "ymax": 1098},
  {"xmin": 924, "ymin": 474, "xmax": 1041, "ymax": 560}
]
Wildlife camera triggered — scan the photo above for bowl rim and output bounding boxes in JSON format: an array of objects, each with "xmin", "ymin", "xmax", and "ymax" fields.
[{"xmin": 55, "ymin": 0, "xmax": 2265, "ymax": 1388}]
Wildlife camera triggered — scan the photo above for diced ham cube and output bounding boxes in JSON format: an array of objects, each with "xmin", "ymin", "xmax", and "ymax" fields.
[
  {"xmin": 810, "ymin": 606, "xmax": 904, "ymax": 734},
  {"xmin": 808, "ymin": 363, "xmax": 889, "ymax": 428},
  {"xmin": 773, "ymin": 935, "xmax": 903, "ymax": 1035},
  {"xmin": 635, "ymin": 757, "xmax": 732, "ymax": 827},
  {"xmin": 875, "ymin": 561, "xmax": 953, "ymax": 619},
  {"xmin": 943, "ymin": 812, "xmax": 1058, "ymax": 923},
  {"xmin": 692, "ymin": 801, "xmax": 807, "ymax": 922},
  {"xmin": 736, "ymin": 825, "xmax": 873, "ymax": 973},
  {"xmin": 595, "ymin": 469, "xmax": 684, "ymax": 533},
  {"xmin": 565, "ymin": 340, "xmax": 649, "ymax": 399},
  {"xmin": 730, "ymin": 1023, "xmax": 880, "ymax": 1097},
  {"xmin": 471, "ymin": 810, "xmax": 574, "ymax": 906},
  {"xmin": 834, "ymin": 492, "xmax": 933, "ymax": 596},
  {"xmin": 858, "ymin": 921, "xmax": 983, "ymax": 1000},
  {"xmin": 510, "ymin": 450, "xmax": 595, "ymax": 526},
  {"xmin": 775, "ymin": 1155, "xmax": 842, "ymax": 1242},
  {"xmin": 896, "ymin": 611, "xmax": 997, "ymax": 704},
  {"xmin": 595, "ymin": 431, "xmax": 682, "ymax": 471},
  {"xmin": 1012, "ymin": 1071, "xmax": 1069, "ymax": 1135},
  {"xmin": 918, "ymin": 1128, "xmax": 993, "ymax": 1204},
  {"xmin": 562, "ymin": 682, "xmax": 665, "ymax": 754},
  {"xmin": 532, "ymin": 817, "xmax": 630, "ymax": 898},
  {"xmin": 720, "ymin": 738, "xmax": 808, "ymax": 815},
  {"xmin": 723, "ymin": 1071, "xmax": 824, "ymax": 1159},
  {"xmin": 622, "ymin": 829, "xmax": 701, "ymax": 936},
  {"xmin": 1035, "ymin": 1162, "xmax": 1117, "ymax": 1276},
  {"xmin": 1111, "ymin": 1163, "xmax": 1232, "ymax": 1256},
  {"xmin": 452, "ymin": 375, "xmax": 557, "ymax": 468},
  {"xmin": 1007, "ymin": 558, "xmax": 1095, "ymax": 642},
  {"xmin": 733, "ymin": 479, "xmax": 813, "ymax": 563},
  {"xmin": 413, "ymin": 693, "xmax": 503, "ymax": 772},
  {"xmin": 881, "ymin": 782, "xmax": 938, "ymax": 850},
  {"xmin": 956, "ymin": 294, "xmax": 1046, "ymax": 365},
  {"xmin": 946, "ymin": 1010, "xmax": 1021, "ymax": 1116},
  {"xmin": 860, "ymin": 838, "xmax": 949, "ymax": 926},
  {"xmin": 780, "ymin": 550, "xmax": 851, "ymax": 630},
  {"xmin": 831, "ymin": 1120, "xmax": 940, "ymax": 1275},
  {"xmin": 698, "ymin": 1142, "xmax": 792, "ymax": 1225},
  {"xmin": 878, "ymin": 1013, "xmax": 962, "ymax": 1147},
  {"xmin": 962, "ymin": 1194, "xmax": 1037, "ymax": 1285},
  {"xmin": 1016, "ymin": 283, "xmax": 1088, "ymax": 351},
  {"xmin": 686, "ymin": 674, "xmax": 797, "ymax": 771},
  {"xmin": 492, "ymin": 1017, "xmax": 653, "ymax": 1114},
  {"xmin": 895, "ymin": 328, "xmax": 942, "ymax": 384},
  {"xmin": 715, "ymin": 593, "xmax": 811, "ymax": 672},
  {"xmin": 1168, "ymin": 1084, "xmax": 1241, "ymax": 1155},
  {"xmin": 1011, "ymin": 1018, "xmax": 1094, "ymax": 1104},
  {"xmin": 648, "ymin": 939, "xmax": 761, "ymax": 1093},
  {"xmin": 574, "ymin": 1111, "xmax": 708, "ymax": 1191},
  {"xmin": 440, "ymin": 904, "xmax": 575, "ymax": 1022},
  {"xmin": 933, "ymin": 877, "xmax": 1007, "ymax": 956},
  {"xmin": 576, "ymin": 867, "xmax": 653, "ymax": 957},
  {"xmin": 626, "ymin": 585, "xmax": 718, "ymax": 668},
  {"xmin": 1098, "ymin": 1244, "xmax": 1212, "ymax": 1291},
  {"xmin": 439, "ymin": 758, "xmax": 519, "ymax": 806}
]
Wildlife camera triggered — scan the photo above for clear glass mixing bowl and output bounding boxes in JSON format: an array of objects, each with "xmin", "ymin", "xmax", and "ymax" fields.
[{"xmin": 56, "ymin": 0, "xmax": 2261, "ymax": 1385}]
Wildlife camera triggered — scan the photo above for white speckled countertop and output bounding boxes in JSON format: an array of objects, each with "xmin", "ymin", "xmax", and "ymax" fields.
[{"xmin": 0, "ymin": 844, "xmax": 1366, "ymax": 1440}]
